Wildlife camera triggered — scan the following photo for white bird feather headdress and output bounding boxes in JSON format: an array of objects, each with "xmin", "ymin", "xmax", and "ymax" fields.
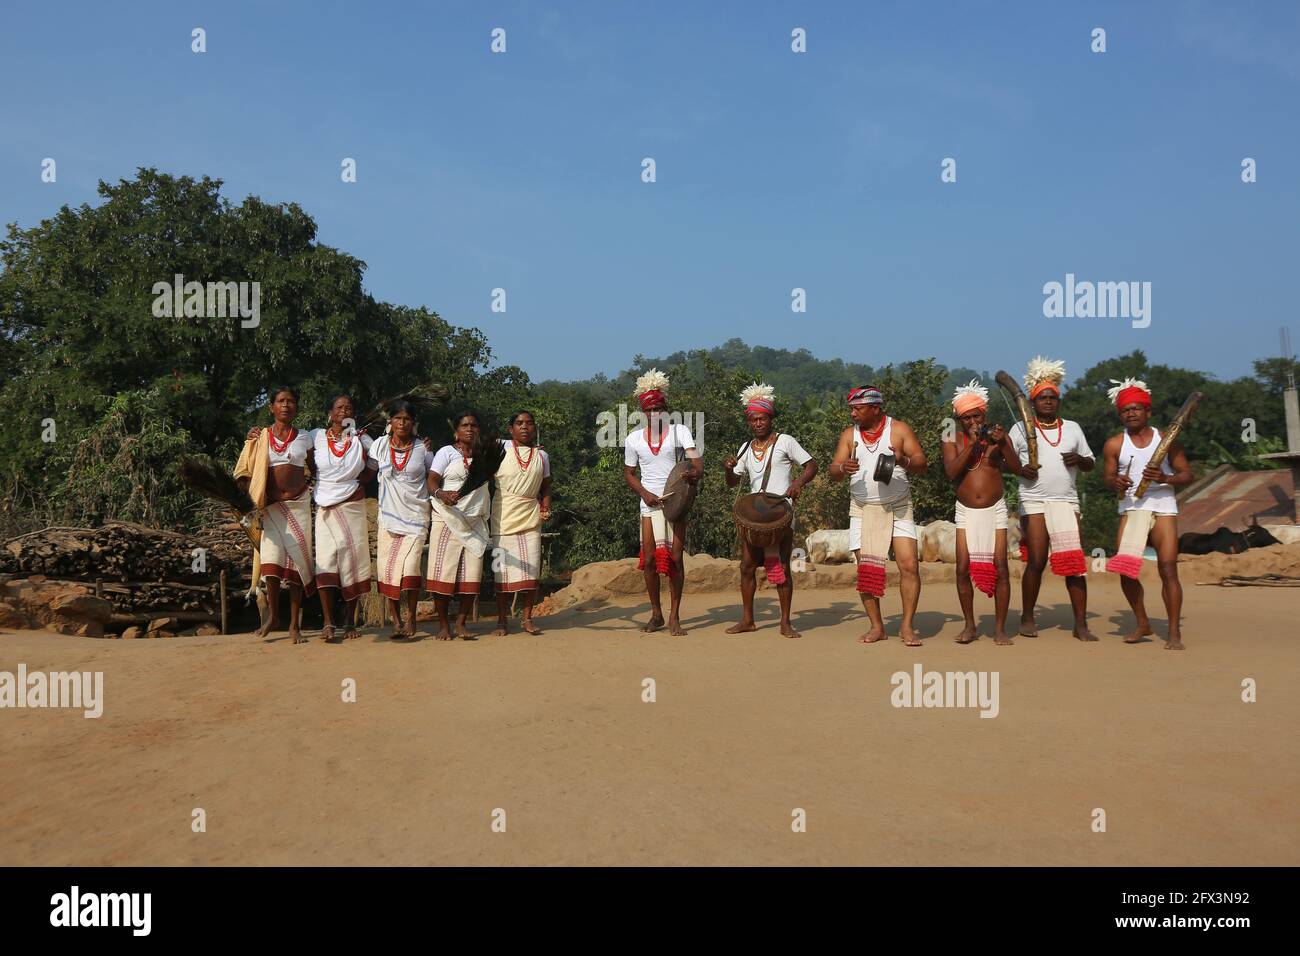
[
  {"xmin": 952, "ymin": 379, "xmax": 989, "ymax": 408},
  {"xmin": 1024, "ymin": 356, "xmax": 1066, "ymax": 391},
  {"xmin": 739, "ymin": 382, "xmax": 775, "ymax": 406},
  {"xmin": 634, "ymin": 368, "xmax": 670, "ymax": 396},
  {"xmin": 1107, "ymin": 377, "xmax": 1150, "ymax": 403}
]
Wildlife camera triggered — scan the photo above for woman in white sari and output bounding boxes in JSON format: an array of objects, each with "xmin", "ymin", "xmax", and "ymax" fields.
[
  {"xmin": 236, "ymin": 385, "xmax": 315, "ymax": 644},
  {"xmin": 491, "ymin": 411, "xmax": 552, "ymax": 636},
  {"xmin": 427, "ymin": 411, "xmax": 490, "ymax": 640},
  {"xmin": 312, "ymin": 394, "xmax": 376, "ymax": 643},
  {"xmin": 369, "ymin": 402, "xmax": 432, "ymax": 639}
]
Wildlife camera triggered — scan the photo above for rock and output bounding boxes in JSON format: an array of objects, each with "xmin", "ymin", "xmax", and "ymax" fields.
[
  {"xmin": 120, "ymin": 626, "xmax": 143, "ymax": 640},
  {"xmin": 146, "ymin": 617, "xmax": 177, "ymax": 634},
  {"xmin": 919, "ymin": 521, "xmax": 956, "ymax": 563},
  {"xmin": 806, "ymin": 529, "xmax": 852, "ymax": 565},
  {"xmin": 156, "ymin": 630, "xmax": 178, "ymax": 639},
  {"xmin": 193, "ymin": 624, "xmax": 220, "ymax": 636},
  {"xmin": 0, "ymin": 600, "xmax": 33, "ymax": 630},
  {"xmin": 416, "ymin": 600, "xmax": 439, "ymax": 622}
]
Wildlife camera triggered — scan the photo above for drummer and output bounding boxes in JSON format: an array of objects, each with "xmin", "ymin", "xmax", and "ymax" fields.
[
  {"xmin": 829, "ymin": 385, "xmax": 927, "ymax": 646},
  {"xmin": 724, "ymin": 384, "xmax": 816, "ymax": 638},
  {"xmin": 623, "ymin": 369, "xmax": 703, "ymax": 636}
]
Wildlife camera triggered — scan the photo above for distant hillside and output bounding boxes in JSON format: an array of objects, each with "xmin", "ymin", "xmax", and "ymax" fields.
[{"xmin": 541, "ymin": 337, "xmax": 991, "ymax": 406}]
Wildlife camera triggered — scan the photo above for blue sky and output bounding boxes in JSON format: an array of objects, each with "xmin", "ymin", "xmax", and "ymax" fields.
[{"xmin": 2, "ymin": 0, "xmax": 1297, "ymax": 382}]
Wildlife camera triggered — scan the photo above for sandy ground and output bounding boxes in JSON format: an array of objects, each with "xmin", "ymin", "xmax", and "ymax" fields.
[{"xmin": 2, "ymin": 569, "xmax": 1297, "ymax": 867}]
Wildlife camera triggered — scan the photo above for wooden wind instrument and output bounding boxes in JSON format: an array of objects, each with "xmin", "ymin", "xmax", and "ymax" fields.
[
  {"xmin": 1133, "ymin": 391, "xmax": 1202, "ymax": 498},
  {"xmin": 994, "ymin": 370, "xmax": 1037, "ymax": 468}
]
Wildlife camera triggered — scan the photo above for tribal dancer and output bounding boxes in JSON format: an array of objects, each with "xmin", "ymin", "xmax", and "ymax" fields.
[
  {"xmin": 829, "ymin": 385, "xmax": 927, "ymax": 645},
  {"xmin": 312, "ymin": 394, "xmax": 375, "ymax": 643},
  {"xmin": 1101, "ymin": 378, "xmax": 1193, "ymax": 649},
  {"xmin": 427, "ymin": 411, "xmax": 490, "ymax": 640},
  {"xmin": 235, "ymin": 385, "xmax": 315, "ymax": 644},
  {"xmin": 623, "ymin": 369, "xmax": 703, "ymax": 636},
  {"xmin": 1009, "ymin": 358, "xmax": 1096, "ymax": 641},
  {"xmin": 724, "ymin": 383, "xmax": 817, "ymax": 638},
  {"xmin": 369, "ymin": 402, "xmax": 432, "ymax": 639},
  {"xmin": 941, "ymin": 380, "xmax": 1026, "ymax": 645},
  {"xmin": 490, "ymin": 411, "xmax": 552, "ymax": 636}
]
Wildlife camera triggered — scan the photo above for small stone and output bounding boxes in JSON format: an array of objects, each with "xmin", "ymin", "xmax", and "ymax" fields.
[{"xmin": 120, "ymin": 626, "xmax": 143, "ymax": 640}]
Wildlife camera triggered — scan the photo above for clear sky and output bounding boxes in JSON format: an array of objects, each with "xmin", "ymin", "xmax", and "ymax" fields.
[{"xmin": 2, "ymin": 1, "xmax": 1297, "ymax": 382}]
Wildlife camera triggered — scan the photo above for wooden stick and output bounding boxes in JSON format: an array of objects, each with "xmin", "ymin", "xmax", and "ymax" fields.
[{"xmin": 219, "ymin": 570, "xmax": 228, "ymax": 635}]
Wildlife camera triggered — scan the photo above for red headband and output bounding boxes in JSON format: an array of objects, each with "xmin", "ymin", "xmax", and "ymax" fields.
[
  {"xmin": 638, "ymin": 389, "xmax": 666, "ymax": 412},
  {"xmin": 1115, "ymin": 386, "xmax": 1151, "ymax": 409}
]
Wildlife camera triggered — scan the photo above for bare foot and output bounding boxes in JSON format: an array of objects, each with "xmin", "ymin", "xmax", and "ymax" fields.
[
  {"xmin": 493, "ymin": 622, "xmax": 508, "ymax": 636},
  {"xmin": 455, "ymin": 625, "xmax": 475, "ymax": 640},
  {"xmin": 668, "ymin": 616, "xmax": 687, "ymax": 636},
  {"xmin": 994, "ymin": 631, "xmax": 1014, "ymax": 646},
  {"xmin": 858, "ymin": 626, "xmax": 886, "ymax": 644},
  {"xmin": 779, "ymin": 623, "xmax": 801, "ymax": 639},
  {"xmin": 324, "ymin": 625, "xmax": 345, "ymax": 644},
  {"xmin": 1164, "ymin": 636, "xmax": 1185, "ymax": 651},
  {"xmin": 256, "ymin": 618, "xmax": 276, "ymax": 639},
  {"xmin": 521, "ymin": 620, "xmax": 542, "ymax": 636},
  {"xmin": 899, "ymin": 626, "xmax": 922, "ymax": 647},
  {"xmin": 344, "ymin": 628, "xmax": 361, "ymax": 641},
  {"xmin": 726, "ymin": 620, "xmax": 757, "ymax": 634},
  {"xmin": 640, "ymin": 614, "xmax": 665, "ymax": 633},
  {"xmin": 955, "ymin": 625, "xmax": 977, "ymax": 644},
  {"xmin": 1124, "ymin": 623, "xmax": 1154, "ymax": 644},
  {"xmin": 1074, "ymin": 626, "xmax": 1098, "ymax": 642},
  {"xmin": 435, "ymin": 626, "xmax": 453, "ymax": 641},
  {"xmin": 290, "ymin": 627, "xmax": 306, "ymax": 645},
  {"xmin": 1018, "ymin": 617, "xmax": 1038, "ymax": 638}
]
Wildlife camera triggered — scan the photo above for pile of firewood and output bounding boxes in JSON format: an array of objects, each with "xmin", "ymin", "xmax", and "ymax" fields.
[{"xmin": 0, "ymin": 522, "xmax": 245, "ymax": 584}]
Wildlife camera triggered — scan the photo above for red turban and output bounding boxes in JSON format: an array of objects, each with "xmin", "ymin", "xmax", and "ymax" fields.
[
  {"xmin": 638, "ymin": 389, "xmax": 666, "ymax": 412},
  {"xmin": 1115, "ymin": 385, "xmax": 1151, "ymax": 408}
]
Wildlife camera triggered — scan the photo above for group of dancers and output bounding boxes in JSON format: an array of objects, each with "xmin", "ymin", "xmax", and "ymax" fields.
[
  {"xmin": 232, "ymin": 390, "xmax": 550, "ymax": 643},
  {"xmin": 232, "ymin": 354, "xmax": 1192, "ymax": 650},
  {"xmin": 624, "ymin": 359, "xmax": 1191, "ymax": 649}
]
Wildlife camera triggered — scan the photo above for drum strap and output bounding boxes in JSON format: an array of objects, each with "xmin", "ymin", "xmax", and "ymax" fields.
[{"xmin": 759, "ymin": 434, "xmax": 779, "ymax": 493}]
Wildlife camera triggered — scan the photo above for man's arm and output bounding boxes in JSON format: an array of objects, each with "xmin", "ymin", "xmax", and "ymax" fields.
[
  {"xmin": 942, "ymin": 430, "xmax": 981, "ymax": 481},
  {"xmin": 1144, "ymin": 441, "xmax": 1193, "ymax": 489},
  {"xmin": 1101, "ymin": 434, "xmax": 1127, "ymax": 494},
  {"xmin": 624, "ymin": 465, "xmax": 659, "ymax": 507},
  {"xmin": 891, "ymin": 421, "xmax": 927, "ymax": 475},
  {"xmin": 788, "ymin": 457, "xmax": 818, "ymax": 500},
  {"xmin": 828, "ymin": 427, "xmax": 857, "ymax": 481}
]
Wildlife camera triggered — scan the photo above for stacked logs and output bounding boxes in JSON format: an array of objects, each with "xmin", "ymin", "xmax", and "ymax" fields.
[
  {"xmin": 1, "ymin": 521, "xmax": 243, "ymax": 583},
  {"xmin": 0, "ymin": 522, "xmax": 249, "ymax": 625}
]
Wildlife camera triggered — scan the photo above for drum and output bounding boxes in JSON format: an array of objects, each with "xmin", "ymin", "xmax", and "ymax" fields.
[
  {"xmin": 661, "ymin": 459, "xmax": 699, "ymax": 523},
  {"xmin": 733, "ymin": 492, "xmax": 794, "ymax": 549},
  {"xmin": 873, "ymin": 452, "xmax": 896, "ymax": 484}
]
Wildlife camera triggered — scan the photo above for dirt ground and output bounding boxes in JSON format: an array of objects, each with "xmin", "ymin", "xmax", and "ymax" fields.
[{"xmin": 2, "ymin": 568, "xmax": 1296, "ymax": 866}]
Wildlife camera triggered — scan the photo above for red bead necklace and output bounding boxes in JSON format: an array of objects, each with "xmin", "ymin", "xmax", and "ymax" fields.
[
  {"xmin": 268, "ymin": 426, "xmax": 297, "ymax": 454},
  {"xmin": 513, "ymin": 440, "xmax": 537, "ymax": 470},
  {"xmin": 326, "ymin": 427, "xmax": 352, "ymax": 457},
  {"xmin": 390, "ymin": 439, "xmax": 413, "ymax": 472},
  {"xmin": 1035, "ymin": 418, "xmax": 1064, "ymax": 448}
]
